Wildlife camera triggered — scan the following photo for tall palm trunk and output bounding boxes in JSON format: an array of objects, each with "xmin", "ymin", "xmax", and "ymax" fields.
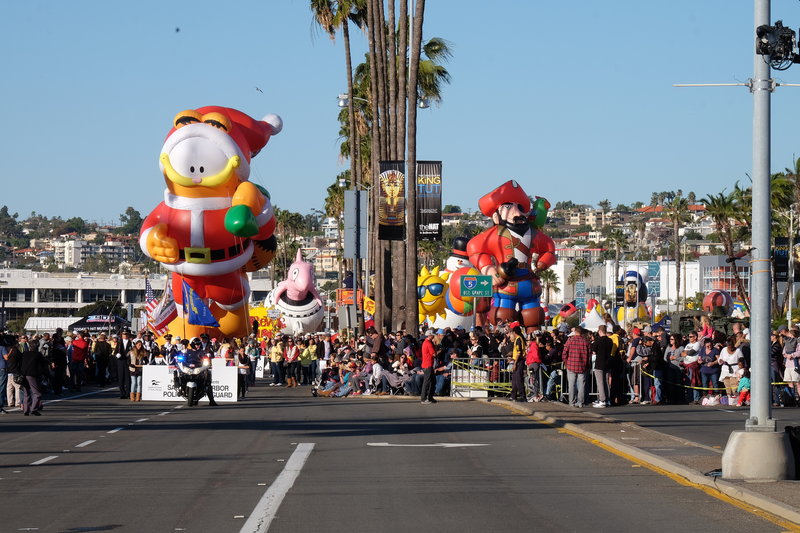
[
  {"xmin": 386, "ymin": 0, "xmax": 398, "ymax": 160},
  {"xmin": 673, "ymin": 218, "xmax": 681, "ymax": 310},
  {"xmin": 343, "ymin": 20, "xmax": 359, "ymax": 188},
  {"xmin": 404, "ymin": 0, "xmax": 425, "ymax": 334},
  {"xmin": 365, "ymin": 0, "xmax": 385, "ymax": 330},
  {"xmin": 722, "ymin": 224, "xmax": 751, "ymax": 311},
  {"xmin": 396, "ymin": 0, "xmax": 408, "ymax": 158}
]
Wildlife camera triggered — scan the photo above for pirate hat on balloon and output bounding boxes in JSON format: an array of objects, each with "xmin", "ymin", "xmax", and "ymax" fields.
[{"xmin": 478, "ymin": 180, "xmax": 530, "ymax": 216}]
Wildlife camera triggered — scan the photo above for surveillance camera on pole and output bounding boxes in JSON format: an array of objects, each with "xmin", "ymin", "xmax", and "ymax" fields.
[{"xmin": 756, "ymin": 20, "xmax": 799, "ymax": 70}]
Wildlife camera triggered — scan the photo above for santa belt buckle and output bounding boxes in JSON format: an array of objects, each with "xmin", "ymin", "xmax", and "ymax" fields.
[{"xmin": 183, "ymin": 247, "xmax": 211, "ymax": 264}]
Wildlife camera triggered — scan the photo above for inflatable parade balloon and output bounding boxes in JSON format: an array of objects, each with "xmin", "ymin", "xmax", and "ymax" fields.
[
  {"xmin": 264, "ymin": 249, "xmax": 325, "ymax": 335},
  {"xmin": 466, "ymin": 180, "xmax": 556, "ymax": 329},
  {"xmin": 616, "ymin": 268, "xmax": 651, "ymax": 323},
  {"xmin": 139, "ymin": 106, "xmax": 282, "ymax": 339},
  {"xmin": 581, "ymin": 299, "xmax": 606, "ymax": 332},
  {"xmin": 430, "ymin": 237, "xmax": 489, "ymax": 330},
  {"xmin": 702, "ymin": 289, "xmax": 735, "ymax": 315},
  {"xmin": 418, "ymin": 266, "xmax": 450, "ymax": 324},
  {"xmin": 551, "ymin": 300, "xmax": 578, "ymax": 328}
]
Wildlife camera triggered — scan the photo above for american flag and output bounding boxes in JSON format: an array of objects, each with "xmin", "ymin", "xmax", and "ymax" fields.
[
  {"xmin": 149, "ymin": 283, "xmax": 178, "ymax": 336},
  {"xmin": 145, "ymin": 278, "xmax": 158, "ymax": 316}
]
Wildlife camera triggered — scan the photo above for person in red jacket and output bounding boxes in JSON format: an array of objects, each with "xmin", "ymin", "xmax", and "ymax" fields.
[
  {"xmin": 70, "ymin": 331, "xmax": 90, "ymax": 392},
  {"xmin": 525, "ymin": 332, "xmax": 544, "ymax": 402},
  {"xmin": 420, "ymin": 329, "xmax": 439, "ymax": 404}
]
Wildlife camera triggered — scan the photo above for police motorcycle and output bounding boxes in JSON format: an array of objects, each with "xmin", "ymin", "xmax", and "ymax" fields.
[{"xmin": 173, "ymin": 338, "xmax": 213, "ymax": 407}]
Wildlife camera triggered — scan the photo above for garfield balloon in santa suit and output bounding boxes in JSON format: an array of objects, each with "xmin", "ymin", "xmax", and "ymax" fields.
[
  {"xmin": 466, "ymin": 180, "xmax": 556, "ymax": 329},
  {"xmin": 139, "ymin": 106, "xmax": 282, "ymax": 338}
]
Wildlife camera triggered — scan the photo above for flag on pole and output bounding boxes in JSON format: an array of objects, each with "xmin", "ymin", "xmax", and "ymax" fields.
[
  {"xmin": 148, "ymin": 283, "xmax": 178, "ymax": 336},
  {"xmin": 181, "ymin": 281, "xmax": 220, "ymax": 327},
  {"xmin": 145, "ymin": 278, "xmax": 158, "ymax": 318}
]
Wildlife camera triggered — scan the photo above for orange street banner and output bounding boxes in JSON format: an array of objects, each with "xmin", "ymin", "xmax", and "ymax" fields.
[{"xmin": 337, "ymin": 289, "xmax": 364, "ymax": 307}]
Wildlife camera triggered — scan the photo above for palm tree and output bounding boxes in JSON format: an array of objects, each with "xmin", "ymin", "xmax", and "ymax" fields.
[
  {"xmin": 538, "ymin": 268, "xmax": 560, "ymax": 311},
  {"xmin": 702, "ymin": 192, "xmax": 750, "ymax": 311},
  {"xmin": 567, "ymin": 258, "xmax": 592, "ymax": 298},
  {"xmin": 666, "ymin": 195, "xmax": 690, "ymax": 309},
  {"xmin": 404, "ymin": 0, "xmax": 426, "ymax": 334},
  {"xmin": 606, "ymin": 228, "xmax": 628, "ymax": 286},
  {"xmin": 598, "ymin": 199, "xmax": 611, "ymax": 213}
]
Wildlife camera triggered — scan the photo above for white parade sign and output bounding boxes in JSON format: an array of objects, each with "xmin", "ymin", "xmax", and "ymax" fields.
[{"xmin": 142, "ymin": 365, "xmax": 238, "ymax": 402}]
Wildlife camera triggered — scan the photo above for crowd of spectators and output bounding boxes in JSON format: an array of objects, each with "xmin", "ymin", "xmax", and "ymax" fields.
[{"xmin": 1, "ymin": 313, "xmax": 796, "ymax": 412}]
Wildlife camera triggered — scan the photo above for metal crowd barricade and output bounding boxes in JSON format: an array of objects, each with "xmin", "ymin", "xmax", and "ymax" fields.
[
  {"xmin": 451, "ymin": 357, "xmax": 512, "ymax": 397},
  {"xmin": 451, "ymin": 354, "xmax": 636, "ymax": 404}
]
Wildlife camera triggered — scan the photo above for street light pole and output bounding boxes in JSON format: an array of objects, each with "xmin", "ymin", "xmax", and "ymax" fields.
[
  {"xmin": 722, "ymin": 0, "xmax": 794, "ymax": 482},
  {"xmin": 746, "ymin": 0, "xmax": 774, "ymax": 434},
  {"xmin": 788, "ymin": 205, "xmax": 795, "ymax": 326}
]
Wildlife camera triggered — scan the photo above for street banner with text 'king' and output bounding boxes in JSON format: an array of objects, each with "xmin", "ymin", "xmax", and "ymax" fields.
[
  {"xmin": 416, "ymin": 161, "xmax": 442, "ymax": 241},
  {"xmin": 378, "ymin": 161, "xmax": 406, "ymax": 240}
]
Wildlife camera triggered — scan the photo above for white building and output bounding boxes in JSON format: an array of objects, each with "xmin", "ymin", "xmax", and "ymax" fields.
[
  {"xmin": 322, "ymin": 217, "xmax": 339, "ymax": 240},
  {"xmin": 52, "ymin": 239, "xmax": 137, "ymax": 269},
  {"xmin": 548, "ymin": 258, "xmax": 702, "ymax": 309},
  {"xmin": 0, "ymin": 269, "xmax": 276, "ymax": 324}
]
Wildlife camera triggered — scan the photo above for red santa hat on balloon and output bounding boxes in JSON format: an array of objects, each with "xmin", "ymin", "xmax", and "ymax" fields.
[
  {"xmin": 478, "ymin": 180, "xmax": 530, "ymax": 217},
  {"xmin": 160, "ymin": 106, "xmax": 283, "ymax": 183}
]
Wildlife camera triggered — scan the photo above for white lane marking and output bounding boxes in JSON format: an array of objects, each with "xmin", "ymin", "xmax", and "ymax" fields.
[
  {"xmin": 136, "ymin": 418, "xmax": 149, "ymax": 423},
  {"xmin": 75, "ymin": 440, "xmax": 96, "ymax": 448},
  {"xmin": 174, "ymin": 405, "xmax": 184, "ymax": 409},
  {"xmin": 30, "ymin": 456, "xmax": 58, "ymax": 466},
  {"xmin": 107, "ymin": 427, "xmax": 124, "ymax": 434},
  {"xmin": 367, "ymin": 442, "xmax": 489, "ymax": 448},
  {"xmin": 158, "ymin": 411, "xmax": 170, "ymax": 416},
  {"xmin": 239, "ymin": 443, "xmax": 315, "ymax": 533}
]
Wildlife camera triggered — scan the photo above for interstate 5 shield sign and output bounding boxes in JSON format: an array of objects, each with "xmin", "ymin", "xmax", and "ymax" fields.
[{"xmin": 460, "ymin": 275, "xmax": 493, "ymax": 298}]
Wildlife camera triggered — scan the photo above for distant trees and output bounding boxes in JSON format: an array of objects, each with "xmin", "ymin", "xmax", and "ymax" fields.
[
  {"xmin": 118, "ymin": 207, "xmax": 144, "ymax": 235},
  {"xmin": 567, "ymin": 258, "xmax": 592, "ymax": 295}
]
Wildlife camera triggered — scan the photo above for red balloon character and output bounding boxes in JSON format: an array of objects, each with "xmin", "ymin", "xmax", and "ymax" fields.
[
  {"xmin": 139, "ymin": 106, "xmax": 282, "ymax": 338},
  {"xmin": 466, "ymin": 180, "xmax": 556, "ymax": 329}
]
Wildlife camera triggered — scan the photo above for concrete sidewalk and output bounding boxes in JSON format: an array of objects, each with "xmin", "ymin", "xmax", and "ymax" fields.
[{"xmin": 482, "ymin": 397, "xmax": 800, "ymax": 527}]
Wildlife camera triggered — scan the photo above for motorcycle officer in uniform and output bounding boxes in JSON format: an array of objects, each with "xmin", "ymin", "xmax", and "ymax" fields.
[{"xmin": 184, "ymin": 337, "xmax": 218, "ymax": 406}]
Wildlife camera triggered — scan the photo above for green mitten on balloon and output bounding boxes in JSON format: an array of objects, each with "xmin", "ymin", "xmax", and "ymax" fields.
[{"xmin": 225, "ymin": 204, "xmax": 259, "ymax": 237}]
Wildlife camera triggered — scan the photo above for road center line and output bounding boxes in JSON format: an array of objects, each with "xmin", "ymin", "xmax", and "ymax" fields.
[
  {"xmin": 30, "ymin": 456, "xmax": 58, "ymax": 465},
  {"xmin": 239, "ymin": 443, "xmax": 315, "ymax": 533},
  {"xmin": 107, "ymin": 427, "xmax": 124, "ymax": 434},
  {"xmin": 75, "ymin": 440, "xmax": 96, "ymax": 448}
]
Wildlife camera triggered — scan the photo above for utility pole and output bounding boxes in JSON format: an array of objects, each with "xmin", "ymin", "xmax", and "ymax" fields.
[
  {"xmin": 722, "ymin": 0, "xmax": 795, "ymax": 481},
  {"xmin": 789, "ymin": 206, "xmax": 795, "ymax": 326}
]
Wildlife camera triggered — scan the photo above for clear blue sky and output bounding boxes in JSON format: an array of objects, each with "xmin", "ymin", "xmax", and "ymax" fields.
[{"xmin": 3, "ymin": 0, "xmax": 800, "ymax": 224}]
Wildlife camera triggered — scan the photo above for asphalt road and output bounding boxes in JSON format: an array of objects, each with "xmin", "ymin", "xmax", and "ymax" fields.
[{"xmin": 0, "ymin": 383, "xmax": 791, "ymax": 533}]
